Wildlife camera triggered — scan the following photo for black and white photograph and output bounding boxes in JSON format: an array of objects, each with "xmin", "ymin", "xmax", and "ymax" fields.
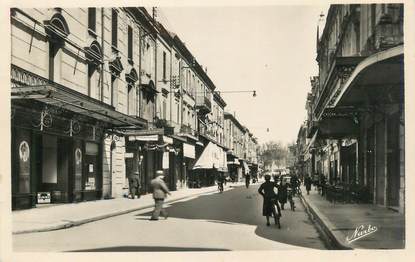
[{"xmin": 1, "ymin": 0, "xmax": 414, "ymax": 261}]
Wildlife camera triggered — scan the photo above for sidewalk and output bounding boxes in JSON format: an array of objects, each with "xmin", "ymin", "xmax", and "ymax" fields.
[
  {"xmin": 299, "ymin": 185, "xmax": 405, "ymax": 249},
  {"xmin": 13, "ymin": 183, "xmax": 244, "ymax": 235}
]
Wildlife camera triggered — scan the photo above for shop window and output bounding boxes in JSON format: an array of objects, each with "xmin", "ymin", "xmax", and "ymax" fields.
[{"xmin": 88, "ymin": 8, "xmax": 96, "ymax": 33}]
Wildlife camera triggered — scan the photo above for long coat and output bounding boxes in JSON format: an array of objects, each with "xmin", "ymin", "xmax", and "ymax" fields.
[
  {"xmin": 278, "ymin": 183, "xmax": 288, "ymax": 204},
  {"xmin": 258, "ymin": 181, "xmax": 278, "ymax": 216},
  {"xmin": 305, "ymin": 177, "xmax": 312, "ymax": 191},
  {"xmin": 151, "ymin": 177, "xmax": 170, "ymax": 200}
]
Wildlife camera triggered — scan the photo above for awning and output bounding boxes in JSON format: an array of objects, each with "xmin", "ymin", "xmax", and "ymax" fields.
[
  {"xmin": 193, "ymin": 142, "xmax": 217, "ymax": 170},
  {"xmin": 217, "ymin": 147, "xmax": 228, "ymax": 172},
  {"xmin": 11, "ymin": 65, "xmax": 147, "ymax": 129},
  {"xmin": 305, "ymin": 130, "xmax": 318, "ymax": 153},
  {"xmin": 333, "ymin": 45, "xmax": 404, "ymax": 107}
]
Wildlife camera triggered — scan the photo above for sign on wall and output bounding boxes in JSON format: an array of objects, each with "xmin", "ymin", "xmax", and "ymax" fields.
[
  {"xmin": 183, "ymin": 143, "xmax": 195, "ymax": 159},
  {"xmin": 37, "ymin": 192, "xmax": 51, "ymax": 204}
]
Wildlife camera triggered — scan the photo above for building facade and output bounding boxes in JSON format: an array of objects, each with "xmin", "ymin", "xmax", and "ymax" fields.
[
  {"xmin": 10, "ymin": 6, "xmax": 259, "ymax": 210},
  {"xmin": 304, "ymin": 4, "xmax": 404, "ymax": 212}
]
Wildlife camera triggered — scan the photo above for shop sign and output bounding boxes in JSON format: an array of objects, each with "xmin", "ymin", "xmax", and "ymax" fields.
[
  {"xmin": 85, "ymin": 177, "xmax": 95, "ymax": 190},
  {"xmin": 19, "ymin": 141, "xmax": 30, "ymax": 162},
  {"xmin": 183, "ymin": 143, "xmax": 195, "ymax": 159},
  {"xmin": 89, "ymin": 164, "xmax": 94, "ymax": 173},
  {"xmin": 125, "ymin": 153, "xmax": 134, "ymax": 158},
  {"xmin": 37, "ymin": 192, "xmax": 51, "ymax": 204},
  {"xmin": 162, "ymin": 151, "xmax": 169, "ymax": 169},
  {"xmin": 75, "ymin": 148, "xmax": 82, "ymax": 165},
  {"xmin": 163, "ymin": 136, "xmax": 174, "ymax": 144}
]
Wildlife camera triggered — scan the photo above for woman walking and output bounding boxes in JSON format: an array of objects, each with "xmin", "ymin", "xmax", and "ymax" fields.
[
  {"xmin": 258, "ymin": 174, "xmax": 281, "ymax": 228},
  {"xmin": 278, "ymin": 180, "xmax": 288, "ymax": 210}
]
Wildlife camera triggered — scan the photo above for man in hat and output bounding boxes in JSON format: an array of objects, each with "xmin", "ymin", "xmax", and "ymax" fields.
[
  {"xmin": 150, "ymin": 170, "xmax": 171, "ymax": 220},
  {"xmin": 128, "ymin": 170, "xmax": 141, "ymax": 199}
]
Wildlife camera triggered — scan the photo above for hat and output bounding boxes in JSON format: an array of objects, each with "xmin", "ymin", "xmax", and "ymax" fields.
[{"xmin": 156, "ymin": 170, "xmax": 164, "ymax": 177}]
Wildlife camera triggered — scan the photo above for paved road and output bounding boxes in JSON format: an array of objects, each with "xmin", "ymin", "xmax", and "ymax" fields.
[{"xmin": 13, "ymin": 184, "xmax": 327, "ymax": 251}]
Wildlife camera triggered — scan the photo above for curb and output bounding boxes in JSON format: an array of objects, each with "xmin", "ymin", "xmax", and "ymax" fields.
[
  {"xmin": 299, "ymin": 194, "xmax": 353, "ymax": 250},
  {"xmin": 13, "ymin": 187, "xmax": 222, "ymax": 235}
]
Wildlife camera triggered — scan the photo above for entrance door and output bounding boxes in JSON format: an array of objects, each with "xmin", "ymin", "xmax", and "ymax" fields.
[{"xmin": 84, "ymin": 142, "xmax": 100, "ymax": 200}]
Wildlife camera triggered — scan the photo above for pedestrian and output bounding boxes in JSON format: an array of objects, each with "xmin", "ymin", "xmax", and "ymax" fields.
[
  {"xmin": 272, "ymin": 175, "xmax": 282, "ymax": 215},
  {"xmin": 217, "ymin": 173, "xmax": 225, "ymax": 193},
  {"xmin": 278, "ymin": 180, "xmax": 288, "ymax": 210},
  {"xmin": 320, "ymin": 174, "xmax": 327, "ymax": 196},
  {"xmin": 305, "ymin": 175, "xmax": 312, "ymax": 195},
  {"xmin": 150, "ymin": 170, "xmax": 171, "ymax": 221},
  {"xmin": 258, "ymin": 174, "xmax": 280, "ymax": 227},
  {"xmin": 128, "ymin": 170, "xmax": 141, "ymax": 199},
  {"xmin": 245, "ymin": 173, "xmax": 251, "ymax": 188}
]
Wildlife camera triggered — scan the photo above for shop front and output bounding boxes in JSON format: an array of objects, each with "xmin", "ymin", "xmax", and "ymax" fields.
[{"xmin": 11, "ymin": 65, "xmax": 146, "ymax": 209}]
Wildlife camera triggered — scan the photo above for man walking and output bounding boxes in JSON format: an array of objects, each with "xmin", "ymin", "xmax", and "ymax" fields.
[{"xmin": 150, "ymin": 170, "xmax": 170, "ymax": 221}]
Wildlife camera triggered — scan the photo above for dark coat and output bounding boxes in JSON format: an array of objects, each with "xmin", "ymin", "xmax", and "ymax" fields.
[
  {"xmin": 258, "ymin": 181, "xmax": 278, "ymax": 216},
  {"xmin": 305, "ymin": 177, "xmax": 312, "ymax": 191},
  {"xmin": 278, "ymin": 183, "xmax": 288, "ymax": 203}
]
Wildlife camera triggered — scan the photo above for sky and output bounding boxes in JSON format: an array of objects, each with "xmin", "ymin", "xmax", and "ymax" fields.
[{"xmin": 159, "ymin": 5, "xmax": 329, "ymax": 145}]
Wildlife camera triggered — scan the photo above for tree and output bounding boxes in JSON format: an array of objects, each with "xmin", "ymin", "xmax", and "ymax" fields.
[{"xmin": 259, "ymin": 141, "xmax": 291, "ymax": 170}]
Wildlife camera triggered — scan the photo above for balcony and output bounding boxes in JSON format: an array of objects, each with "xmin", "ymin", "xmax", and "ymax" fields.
[
  {"xmin": 198, "ymin": 121, "xmax": 215, "ymax": 141},
  {"xmin": 196, "ymin": 95, "xmax": 211, "ymax": 114},
  {"xmin": 180, "ymin": 124, "xmax": 196, "ymax": 136}
]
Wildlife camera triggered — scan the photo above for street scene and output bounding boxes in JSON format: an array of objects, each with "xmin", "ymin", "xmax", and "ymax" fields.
[
  {"xmin": 13, "ymin": 184, "xmax": 326, "ymax": 252},
  {"xmin": 7, "ymin": 2, "xmax": 405, "ymax": 257}
]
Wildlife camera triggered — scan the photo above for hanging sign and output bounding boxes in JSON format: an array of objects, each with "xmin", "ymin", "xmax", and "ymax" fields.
[
  {"xmin": 183, "ymin": 143, "xmax": 195, "ymax": 159},
  {"xmin": 162, "ymin": 151, "xmax": 170, "ymax": 169}
]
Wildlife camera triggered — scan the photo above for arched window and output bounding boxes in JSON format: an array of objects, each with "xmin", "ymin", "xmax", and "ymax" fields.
[
  {"xmin": 44, "ymin": 13, "xmax": 70, "ymax": 82},
  {"xmin": 125, "ymin": 68, "xmax": 138, "ymax": 115},
  {"xmin": 85, "ymin": 40, "xmax": 103, "ymax": 99}
]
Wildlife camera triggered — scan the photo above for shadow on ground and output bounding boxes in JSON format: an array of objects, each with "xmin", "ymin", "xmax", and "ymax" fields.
[
  {"xmin": 138, "ymin": 184, "xmax": 326, "ymax": 249},
  {"xmin": 67, "ymin": 246, "xmax": 230, "ymax": 252}
]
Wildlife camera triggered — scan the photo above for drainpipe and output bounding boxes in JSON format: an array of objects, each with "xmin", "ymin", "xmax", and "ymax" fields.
[
  {"xmin": 170, "ymin": 49, "xmax": 173, "ymax": 124},
  {"xmin": 100, "ymin": 8, "xmax": 104, "ymax": 102},
  {"xmin": 154, "ymin": 34, "xmax": 157, "ymax": 123},
  {"xmin": 138, "ymin": 26, "xmax": 142, "ymax": 118}
]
